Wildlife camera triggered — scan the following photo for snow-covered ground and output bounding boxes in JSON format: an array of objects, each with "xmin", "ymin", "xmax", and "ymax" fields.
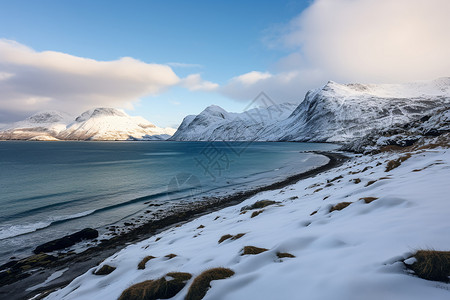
[{"xmin": 44, "ymin": 147, "xmax": 450, "ymax": 300}]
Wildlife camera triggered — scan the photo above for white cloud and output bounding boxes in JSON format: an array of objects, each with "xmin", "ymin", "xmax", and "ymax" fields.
[
  {"xmin": 0, "ymin": 39, "xmax": 182, "ymax": 121},
  {"xmin": 181, "ymin": 74, "xmax": 219, "ymax": 91},
  {"xmin": 223, "ymin": 0, "xmax": 450, "ymax": 102},
  {"xmin": 221, "ymin": 69, "xmax": 324, "ymax": 103},
  {"xmin": 166, "ymin": 62, "xmax": 203, "ymax": 68},
  {"xmin": 233, "ymin": 71, "xmax": 272, "ymax": 85}
]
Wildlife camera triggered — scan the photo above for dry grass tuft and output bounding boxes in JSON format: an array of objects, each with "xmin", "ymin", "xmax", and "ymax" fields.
[
  {"xmin": 407, "ymin": 250, "xmax": 450, "ymax": 283},
  {"xmin": 359, "ymin": 197, "xmax": 378, "ymax": 204},
  {"xmin": 165, "ymin": 254, "xmax": 177, "ymax": 259},
  {"xmin": 277, "ymin": 252, "xmax": 295, "ymax": 258},
  {"xmin": 232, "ymin": 233, "xmax": 246, "ymax": 240},
  {"xmin": 138, "ymin": 256, "xmax": 156, "ymax": 270},
  {"xmin": 94, "ymin": 264, "xmax": 116, "ymax": 275},
  {"xmin": 353, "ymin": 178, "xmax": 361, "ymax": 184},
  {"xmin": 328, "ymin": 175, "xmax": 343, "ymax": 183},
  {"xmin": 185, "ymin": 268, "xmax": 234, "ymax": 300},
  {"xmin": 241, "ymin": 200, "xmax": 278, "ymax": 211},
  {"xmin": 218, "ymin": 233, "xmax": 245, "ymax": 244},
  {"xmin": 289, "ymin": 196, "xmax": 299, "ymax": 200},
  {"xmin": 310, "ymin": 210, "xmax": 318, "ymax": 216},
  {"xmin": 118, "ymin": 272, "xmax": 192, "ymax": 300},
  {"xmin": 197, "ymin": 225, "xmax": 205, "ymax": 229},
  {"xmin": 251, "ymin": 210, "xmax": 264, "ymax": 218},
  {"xmin": 329, "ymin": 202, "xmax": 352, "ymax": 212},
  {"xmin": 365, "ymin": 180, "xmax": 377, "ymax": 187},
  {"xmin": 385, "ymin": 153, "xmax": 412, "ymax": 172},
  {"xmin": 218, "ymin": 234, "xmax": 233, "ymax": 244},
  {"xmin": 242, "ymin": 246, "xmax": 268, "ymax": 255}
]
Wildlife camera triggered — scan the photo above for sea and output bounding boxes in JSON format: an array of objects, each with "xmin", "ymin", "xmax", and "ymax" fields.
[{"xmin": 0, "ymin": 141, "xmax": 339, "ymax": 263}]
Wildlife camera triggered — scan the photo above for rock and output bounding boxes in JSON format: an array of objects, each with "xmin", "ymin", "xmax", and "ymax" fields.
[{"xmin": 33, "ymin": 228, "xmax": 98, "ymax": 254}]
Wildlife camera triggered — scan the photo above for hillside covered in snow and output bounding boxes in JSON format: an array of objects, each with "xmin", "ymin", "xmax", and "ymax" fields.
[
  {"xmin": 171, "ymin": 78, "xmax": 450, "ymax": 143},
  {"xmin": 169, "ymin": 103, "xmax": 297, "ymax": 141},
  {"xmin": 42, "ymin": 145, "xmax": 450, "ymax": 300},
  {"xmin": 0, "ymin": 108, "xmax": 176, "ymax": 141}
]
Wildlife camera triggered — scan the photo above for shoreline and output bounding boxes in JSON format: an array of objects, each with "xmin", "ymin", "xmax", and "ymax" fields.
[{"xmin": 0, "ymin": 151, "xmax": 348, "ymax": 300}]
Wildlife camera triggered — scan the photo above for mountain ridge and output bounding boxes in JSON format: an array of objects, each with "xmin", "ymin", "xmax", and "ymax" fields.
[
  {"xmin": 0, "ymin": 108, "xmax": 175, "ymax": 141},
  {"xmin": 170, "ymin": 78, "xmax": 450, "ymax": 143}
]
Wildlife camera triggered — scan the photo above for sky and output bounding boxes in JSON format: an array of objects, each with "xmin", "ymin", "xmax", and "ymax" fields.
[{"xmin": 0, "ymin": 0, "xmax": 449, "ymax": 128}]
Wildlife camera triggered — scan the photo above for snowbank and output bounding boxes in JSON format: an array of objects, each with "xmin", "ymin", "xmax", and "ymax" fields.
[{"xmin": 44, "ymin": 147, "xmax": 450, "ymax": 300}]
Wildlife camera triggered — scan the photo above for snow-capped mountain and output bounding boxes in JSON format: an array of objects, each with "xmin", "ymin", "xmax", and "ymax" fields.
[
  {"xmin": 269, "ymin": 78, "xmax": 450, "ymax": 142},
  {"xmin": 0, "ymin": 111, "xmax": 72, "ymax": 140},
  {"xmin": 57, "ymin": 108, "xmax": 176, "ymax": 141},
  {"xmin": 0, "ymin": 108, "xmax": 176, "ymax": 141},
  {"xmin": 170, "ymin": 78, "xmax": 450, "ymax": 143},
  {"xmin": 169, "ymin": 103, "xmax": 298, "ymax": 141}
]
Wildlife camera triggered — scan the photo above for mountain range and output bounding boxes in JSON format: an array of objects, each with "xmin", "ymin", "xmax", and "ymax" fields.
[
  {"xmin": 0, "ymin": 108, "xmax": 176, "ymax": 141},
  {"xmin": 1, "ymin": 78, "xmax": 449, "ymax": 143},
  {"xmin": 170, "ymin": 78, "xmax": 450, "ymax": 143}
]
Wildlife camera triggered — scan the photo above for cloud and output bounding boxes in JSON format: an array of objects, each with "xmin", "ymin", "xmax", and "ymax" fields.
[
  {"xmin": 222, "ymin": 0, "xmax": 450, "ymax": 103},
  {"xmin": 221, "ymin": 69, "xmax": 324, "ymax": 103},
  {"xmin": 0, "ymin": 39, "xmax": 211, "ymax": 121},
  {"xmin": 166, "ymin": 62, "xmax": 203, "ymax": 68},
  {"xmin": 181, "ymin": 74, "xmax": 219, "ymax": 91}
]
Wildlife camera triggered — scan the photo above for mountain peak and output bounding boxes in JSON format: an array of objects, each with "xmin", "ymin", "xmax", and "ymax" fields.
[
  {"xmin": 26, "ymin": 110, "xmax": 72, "ymax": 124},
  {"xmin": 200, "ymin": 105, "xmax": 229, "ymax": 119},
  {"xmin": 75, "ymin": 108, "xmax": 127, "ymax": 122}
]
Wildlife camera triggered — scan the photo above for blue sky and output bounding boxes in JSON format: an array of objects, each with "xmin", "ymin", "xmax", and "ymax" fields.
[
  {"xmin": 0, "ymin": 0, "xmax": 311, "ymax": 127},
  {"xmin": 0, "ymin": 0, "xmax": 448, "ymax": 127}
]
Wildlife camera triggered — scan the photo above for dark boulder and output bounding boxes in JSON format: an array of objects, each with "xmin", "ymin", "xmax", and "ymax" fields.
[{"xmin": 34, "ymin": 228, "xmax": 98, "ymax": 254}]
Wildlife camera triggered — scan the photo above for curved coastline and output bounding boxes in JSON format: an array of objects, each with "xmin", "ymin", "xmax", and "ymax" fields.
[{"xmin": 0, "ymin": 151, "xmax": 348, "ymax": 300}]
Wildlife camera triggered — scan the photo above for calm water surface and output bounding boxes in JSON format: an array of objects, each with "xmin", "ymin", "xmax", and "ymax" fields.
[{"xmin": 0, "ymin": 141, "xmax": 338, "ymax": 263}]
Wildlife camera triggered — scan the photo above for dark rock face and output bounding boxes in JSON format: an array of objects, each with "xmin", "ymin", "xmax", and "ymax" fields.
[{"xmin": 34, "ymin": 228, "xmax": 99, "ymax": 254}]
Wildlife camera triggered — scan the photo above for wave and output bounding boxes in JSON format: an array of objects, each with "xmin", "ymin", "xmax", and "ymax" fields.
[
  {"xmin": 0, "ymin": 209, "xmax": 95, "ymax": 240},
  {"xmin": 0, "ymin": 222, "xmax": 51, "ymax": 240}
]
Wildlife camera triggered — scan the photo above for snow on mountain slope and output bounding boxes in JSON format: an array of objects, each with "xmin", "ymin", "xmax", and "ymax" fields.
[
  {"xmin": 57, "ymin": 108, "xmax": 176, "ymax": 141},
  {"xmin": 44, "ymin": 148, "xmax": 450, "ymax": 300},
  {"xmin": 169, "ymin": 103, "xmax": 298, "ymax": 141},
  {"xmin": 0, "ymin": 108, "xmax": 176, "ymax": 141},
  {"xmin": 0, "ymin": 111, "xmax": 72, "ymax": 140},
  {"xmin": 171, "ymin": 78, "xmax": 450, "ymax": 143},
  {"xmin": 269, "ymin": 78, "xmax": 450, "ymax": 142},
  {"xmin": 343, "ymin": 107, "xmax": 450, "ymax": 153}
]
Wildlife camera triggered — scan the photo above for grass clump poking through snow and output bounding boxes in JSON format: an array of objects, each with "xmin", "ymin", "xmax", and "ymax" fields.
[
  {"xmin": 165, "ymin": 254, "xmax": 177, "ymax": 259},
  {"xmin": 385, "ymin": 153, "xmax": 412, "ymax": 172},
  {"xmin": 185, "ymin": 268, "xmax": 235, "ymax": 300},
  {"xmin": 360, "ymin": 197, "xmax": 378, "ymax": 204},
  {"xmin": 277, "ymin": 252, "xmax": 295, "ymax": 258},
  {"xmin": 94, "ymin": 264, "xmax": 116, "ymax": 275},
  {"xmin": 251, "ymin": 210, "xmax": 264, "ymax": 218},
  {"xmin": 407, "ymin": 250, "xmax": 450, "ymax": 283},
  {"xmin": 218, "ymin": 233, "xmax": 245, "ymax": 244},
  {"xmin": 242, "ymin": 246, "xmax": 268, "ymax": 255},
  {"xmin": 218, "ymin": 234, "xmax": 233, "ymax": 244},
  {"xmin": 240, "ymin": 200, "xmax": 278, "ymax": 211},
  {"xmin": 329, "ymin": 202, "xmax": 352, "ymax": 212},
  {"xmin": 118, "ymin": 272, "xmax": 192, "ymax": 300},
  {"xmin": 137, "ymin": 256, "xmax": 156, "ymax": 270}
]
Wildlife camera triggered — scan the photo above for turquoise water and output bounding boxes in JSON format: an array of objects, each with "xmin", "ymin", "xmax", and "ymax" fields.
[{"xmin": 0, "ymin": 141, "xmax": 338, "ymax": 263}]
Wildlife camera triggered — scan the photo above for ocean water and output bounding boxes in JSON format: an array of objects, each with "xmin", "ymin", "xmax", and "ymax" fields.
[{"xmin": 0, "ymin": 141, "xmax": 338, "ymax": 263}]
